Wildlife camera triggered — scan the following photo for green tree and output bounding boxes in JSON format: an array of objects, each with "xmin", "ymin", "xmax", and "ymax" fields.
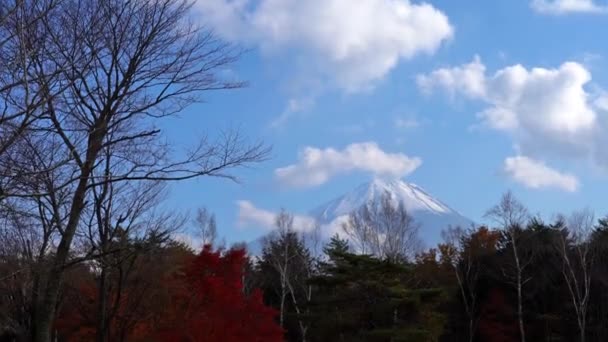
[{"xmin": 307, "ymin": 237, "xmax": 445, "ymax": 342}]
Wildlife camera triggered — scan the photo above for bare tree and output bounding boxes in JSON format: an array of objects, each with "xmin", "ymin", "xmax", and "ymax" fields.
[
  {"xmin": 0, "ymin": 207, "xmax": 40, "ymax": 339},
  {"xmin": 262, "ymin": 210, "xmax": 312, "ymax": 341},
  {"xmin": 298, "ymin": 220, "xmax": 321, "ymax": 341},
  {"xmin": 342, "ymin": 190, "xmax": 419, "ymax": 262},
  {"xmin": 443, "ymin": 226, "xmax": 477, "ymax": 342},
  {"xmin": 442, "ymin": 225, "xmax": 498, "ymax": 342},
  {"xmin": 79, "ymin": 170, "xmax": 182, "ymax": 342},
  {"xmin": 0, "ymin": 0, "xmax": 70, "ymax": 203},
  {"xmin": 262, "ymin": 211, "xmax": 292, "ymax": 330},
  {"xmin": 0, "ymin": 0, "xmax": 269, "ymax": 340},
  {"xmin": 0, "ymin": 132, "xmax": 71, "ymax": 339},
  {"xmin": 485, "ymin": 191, "xmax": 530, "ymax": 342},
  {"xmin": 193, "ymin": 207, "xmax": 217, "ymax": 247},
  {"xmin": 554, "ymin": 209, "xmax": 595, "ymax": 342}
]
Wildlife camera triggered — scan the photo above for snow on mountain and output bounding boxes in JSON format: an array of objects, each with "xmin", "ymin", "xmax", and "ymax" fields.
[
  {"xmin": 310, "ymin": 179, "xmax": 474, "ymax": 248},
  {"xmin": 247, "ymin": 179, "xmax": 474, "ymax": 255},
  {"xmin": 312, "ymin": 179, "xmax": 455, "ymax": 221}
]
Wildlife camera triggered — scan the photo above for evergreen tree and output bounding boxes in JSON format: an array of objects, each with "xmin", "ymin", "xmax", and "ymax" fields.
[
  {"xmin": 323, "ymin": 234, "xmax": 350, "ymax": 258},
  {"xmin": 306, "ymin": 237, "xmax": 445, "ymax": 342}
]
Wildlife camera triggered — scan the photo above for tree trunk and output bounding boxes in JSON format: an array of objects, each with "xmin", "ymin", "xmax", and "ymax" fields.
[
  {"xmin": 32, "ymin": 174, "xmax": 89, "ymax": 342},
  {"xmin": 96, "ymin": 266, "xmax": 108, "ymax": 342},
  {"xmin": 514, "ymin": 243, "xmax": 525, "ymax": 342},
  {"xmin": 517, "ymin": 273, "xmax": 525, "ymax": 342},
  {"xmin": 32, "ymin": 128, "xmax": 104, "ymax": 342},
  {"xmin": 279, "ymin": 287, "xmax": 286, "ymax": 328}
]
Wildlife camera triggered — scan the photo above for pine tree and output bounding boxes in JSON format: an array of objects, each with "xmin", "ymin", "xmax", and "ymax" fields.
[
  {"xmin": 323, "ymin": 234, "xmax": 350, "ymax": 258},
  {"xmin": 306, "ymin": 238, "xmax": 445, "ymax": 342}
]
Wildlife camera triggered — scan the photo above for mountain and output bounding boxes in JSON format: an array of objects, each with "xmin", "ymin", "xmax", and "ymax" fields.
[
  {"xmin": 310, "ymin": 179, "xmax": 474, "ymax": 249},
  {"xmin": 247, "ymin": 179, "xmax": 474, "ymax": 255}
]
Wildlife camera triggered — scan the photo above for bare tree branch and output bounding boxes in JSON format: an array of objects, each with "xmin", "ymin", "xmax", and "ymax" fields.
[{"xmin": 342, "ymin": 190, "xmax": 420, "ymax": 262}]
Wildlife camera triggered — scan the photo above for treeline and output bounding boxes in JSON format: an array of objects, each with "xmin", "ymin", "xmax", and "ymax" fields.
[
  {"xmin": 4, "ymin": 189, "xmax": 608, "ymax": 342},
  {"xmin": 249, "ymin": 192, "xmax": 608, "ymax": 342}
]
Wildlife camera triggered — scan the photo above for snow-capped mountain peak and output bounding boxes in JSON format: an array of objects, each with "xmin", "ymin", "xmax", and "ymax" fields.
[
  {"xmin": 312, "ymin": 178, "xmax": 460, "ymax": 222},
  {"xmin": 247, "ymin": 179, "xmax": 474, "ymax": 255},
  {"xmin": 310, "ymin": 178, "xmax": 473, "ymax": 248}
]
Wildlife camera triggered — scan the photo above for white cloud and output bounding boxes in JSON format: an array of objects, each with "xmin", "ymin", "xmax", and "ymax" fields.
[
  {"xmin": 236, "ymin": 200, "xmax": 316, "ymax": 232},
  {"xmin": 418, "ymin": 56, "xmax": 608, "ymax": 187},
  {"xmin": 236, "ymin": 200, "xmax": 275, "ymax": 229},
  {"xmin": 275, "ymin": 142, "xmax": 422, "ymax": 188},
  {"xmin": 269, "ymin": 97, "xmax": 316, "ymax": 128},
  {"xmin": 504, "ymin": 156, "xmax": 580, "ymax": 192},
  {"xmin": 196, "ymin": 0, "xmax": 453, "ymax": 92},
  {"xmin": 417, "ymin": 55, "xmax": 487, "ymax": 99},
  {"xmin": 531, "ymin": 0, "xmax": 608, "ymax": 14},
  {"xmin": 395, "ymin": 117, "xmax": 421, "ymax": 129},
  {"xmin": 418, "ymin": 57, "xmax": 605, "ymax": 163}
]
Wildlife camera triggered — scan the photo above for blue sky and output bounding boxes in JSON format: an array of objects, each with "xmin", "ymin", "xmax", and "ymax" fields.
[{"xmin": 162, "ymin": 0, "xmax": 608, "ymax": 245}]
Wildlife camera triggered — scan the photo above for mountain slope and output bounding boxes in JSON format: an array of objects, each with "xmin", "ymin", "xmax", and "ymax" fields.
[
  {"xmin": 311, "ymin": 179, "xmax": 474, "ymax": 249},
  {"xmin": 247, "ymin": 179, "xmax": 474, "ymax": 255}
]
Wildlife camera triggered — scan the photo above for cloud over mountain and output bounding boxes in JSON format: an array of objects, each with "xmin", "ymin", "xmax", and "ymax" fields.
[{"xmin": 275, "ymin": 142, "xmax": 422, "ymax": 188}]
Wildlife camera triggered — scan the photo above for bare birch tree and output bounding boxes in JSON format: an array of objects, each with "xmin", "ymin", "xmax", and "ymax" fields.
[
  {"xmin": 262, "ymin": 210, "xmax": 313, "ymax": 341},
  {"xmin": 554, "ymin": 209, "xmax": 595, "ymax": 342},
  {"xmin": 442, "ymin": 225, "xmax": 499, "ymax": 342},
  {"xmin": 262, "ymin": 211, "xmax": 293, "ymax": 330},
  {"xmin": 298, "ymin": 221, "xmax": 321, "ymax": 342},
  {"xmin": 193, "ymin": 207, "xmax": 217, "ymax": 247},
  {"xmin": 485, "ymin": 191, "xmax": 530, "ymax": 342},
  {"xmin": 342, "ymin": 190, "xmax": 419, "ymax": 262},
  {"xmin": 443, "ymin": 226, "xmax": 478, "ymax": 342}
]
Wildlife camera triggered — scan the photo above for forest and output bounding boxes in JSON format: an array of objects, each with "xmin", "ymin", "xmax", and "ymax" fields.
[
  {"xmin": 1, "ymin": 0, "xmax": 607, "ymax": 341},
  {"xmin": 5, "ymin": 187, "xmax": 608, "ymax": 342}
]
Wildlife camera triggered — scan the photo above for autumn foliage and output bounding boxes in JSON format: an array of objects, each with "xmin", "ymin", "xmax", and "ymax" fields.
[
  {"xmin": 154, "ymin": 246, "xmax": 283, "ymax": 341},
  {"xmin": 55, "ymin": 246, "xmax": 283, "ymax": 342}
]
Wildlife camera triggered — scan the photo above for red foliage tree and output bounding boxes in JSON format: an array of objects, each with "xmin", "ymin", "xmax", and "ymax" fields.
[
  {"xmin": 152, "ymin": 246, "xmax": 284, "ymax": 342},
  {"xmin": 55, "ymin": 245, "xmax": 282, "ymax": 342}
]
